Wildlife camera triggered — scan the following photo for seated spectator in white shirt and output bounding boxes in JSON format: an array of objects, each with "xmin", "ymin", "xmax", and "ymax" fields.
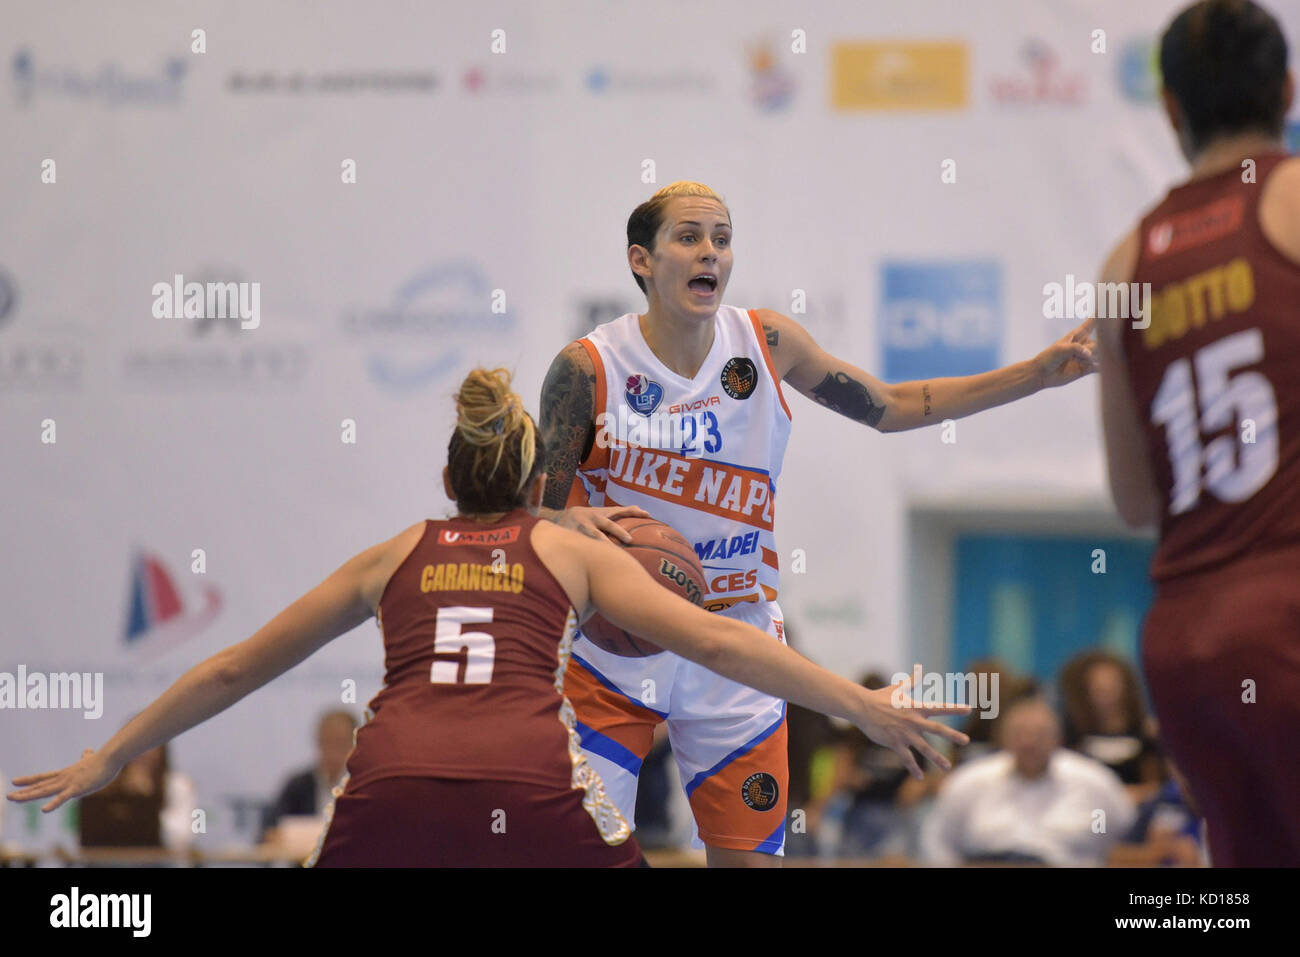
[{"xmin": 922, "ymin": 695, "xmax": 1136, "ymax": 866}]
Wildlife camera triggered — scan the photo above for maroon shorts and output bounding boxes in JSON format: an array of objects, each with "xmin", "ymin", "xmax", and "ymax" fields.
[
  {"xmin": 309, "ymin": 776, "xmax": 645, "ymax": 867},
  {"xmin": 1142, "ymin": 550, "xmax": 1300, "ymax": 867}
]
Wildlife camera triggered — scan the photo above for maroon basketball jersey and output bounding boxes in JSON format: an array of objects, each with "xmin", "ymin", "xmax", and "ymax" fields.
[
  {"xmin": 343, "ymin": 509, "xmax": 613, "ymax": 810},
  {"xmin": 1125, "ymin": 151, "xmax": 1300, "ymax": 580}
]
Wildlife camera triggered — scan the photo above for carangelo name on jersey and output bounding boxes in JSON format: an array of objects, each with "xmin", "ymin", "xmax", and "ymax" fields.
[
  {"xmin": 420, "ymin": 562, "xmax": 525, "ymax": 594},
  {"xmin": 1142, "ymin": 257, "xmax": 1255, "ymax": 350},
  {"xmin": 607, "ymin": 443, "xmax": 774, "ymax": 527}
]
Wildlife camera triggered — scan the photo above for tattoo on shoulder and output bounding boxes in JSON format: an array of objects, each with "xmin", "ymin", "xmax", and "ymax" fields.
[
  {"xmin": 762, "ymin": 323, "xmax": 778, "ymax": 348},
  {"xmin": 539, "ymin": 345, "xmax": 597, "ymax": 509},
  {"xmin": 922, "ymin": 383, "xmax": 933, "ymax": 417},
  {"xmin": 810, "ymin": 371, "xmax": 885, "ymax": 427}
]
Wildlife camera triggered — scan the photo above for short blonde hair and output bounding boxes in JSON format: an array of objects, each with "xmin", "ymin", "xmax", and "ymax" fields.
[{"xmin": 626, "ymin": 181, "xmax": 730, "ymax": 295}]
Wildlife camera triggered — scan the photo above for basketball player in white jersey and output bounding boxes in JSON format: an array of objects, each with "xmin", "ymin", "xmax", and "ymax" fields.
[{"xmin": 539, "ymin": 181, "xmax": 1095, "ymax": 867}]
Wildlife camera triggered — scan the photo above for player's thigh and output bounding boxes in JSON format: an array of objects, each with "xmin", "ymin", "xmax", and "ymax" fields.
[{"xmin": 668, "ymin": 642, "xmax": 790, "ymax": 856}]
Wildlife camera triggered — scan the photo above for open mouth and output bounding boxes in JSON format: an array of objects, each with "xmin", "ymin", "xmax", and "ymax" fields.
[{"xmin": 688, "ymin": 275, "xmax": 717, "ymax": 295}]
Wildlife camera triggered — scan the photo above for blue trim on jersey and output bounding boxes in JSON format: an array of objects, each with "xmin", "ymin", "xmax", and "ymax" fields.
[
  {"xmin": 575, "ymin": 721, "xmax": 643, "ymax": 776},
  {"xmin": 683, "ymin": 702, "xmax": 788, "ymax": 798},
  {"xmin": 754, "ymin": 817, "xmax": 787, "ymax": 855},
  {"xmin": 571, "ymin": 651, "xmax": 671, "ymax": 719}
]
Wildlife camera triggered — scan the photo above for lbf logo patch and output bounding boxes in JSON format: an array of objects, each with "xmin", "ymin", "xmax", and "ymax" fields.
[
  {"xmin": 741, "ymin": 772, "xmax": 780, "ymax": 810},
  {"xmin": 625, "ymin": 373, "xmax": 664, "ymax": 415}
]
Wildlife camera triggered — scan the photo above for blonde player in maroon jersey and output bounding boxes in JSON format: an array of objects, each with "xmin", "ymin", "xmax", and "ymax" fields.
[
  {"xmin": 7, "ymin": 369, "xmax": 969, "ymax": 866},
  {"xmin": 1095, "ymin": 0, "xmax": 1300, "ymax": 866},
  {"xmin": 539, "ymin": 184, "xmax": 1096, "ymax": 867}
]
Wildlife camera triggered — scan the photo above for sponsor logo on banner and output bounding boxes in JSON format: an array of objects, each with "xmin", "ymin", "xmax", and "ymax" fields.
[
  {"xmin": 585, "ymin": 66, "xmax": 716, "ymax": 95},
  {"xmin": 343, "ymin": 261, "xmax": 514, "ymax": 394},
  {"xmin": 625, "ymin": 374, "xmax": 664, "ymax": 415},
  {"xmin": 13, "ymin": 48, "xmax": 186, "ymax": 107},
  {"xmin": 462, "ymin": 67, "xmax": 559, "ymax": 94},
  {"xmin": 988, "ymin": 39, "xmax": 1086, "ymax": 106},
  {"xmin": 879, "ymin": 261, "xmax": 1001, "ymax": 381},
  {"xmin": 720, "ymin": 356, "xmax": 757, "ymax": 399},
  {"xmin": 124, "ymin": 551, "xmax": 222, "ymax": 656},
  {"xmin": 1118, "ymin": 37, "xmax": 1159, "ymax": 104},
  {"xmin": 0, "ymin": 268, "xmax": 84, "ymax": 391},
  {"xmin": 438, "ymin": 526, "xmax": 520, "ymax": 546},
  {"xmin": 123, "ymin": 266, "xmax": 307, "ymax": 390},
  {"xmin": 227, "ymin": 69, "xmax": 436, "ymax": 95},
  {"xmin": 748, "ymin": 40, "xmax": 796, "ymax": 112},
  {"xmin": 830, "ymin": 42, "xmax": 968, "ymax": 111}
]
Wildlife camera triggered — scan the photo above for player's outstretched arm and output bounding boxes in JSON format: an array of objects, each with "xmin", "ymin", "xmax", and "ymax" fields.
[
  {"xmin": 755, "ymin": 308, "xmax": 1096, "ymax": 433},
  {"xmin": 5, "ymin": 534, "xmax": 399, "ymax": 812},
  {"xmin": 545, "ymin": 522, "xmax": 970, "ymax": 779},
  {"xmin": 538, "ymin": 341, "xmax": 649, "ymax": 542}
]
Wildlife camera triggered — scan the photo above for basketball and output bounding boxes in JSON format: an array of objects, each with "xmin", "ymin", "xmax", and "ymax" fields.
[{"xmin": 580, "ymin": 517, "xmax": 707, "ymax": 657}]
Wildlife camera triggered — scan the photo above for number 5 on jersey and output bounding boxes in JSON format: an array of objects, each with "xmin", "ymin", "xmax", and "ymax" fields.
[{"xmin": 431, "ymin": 606, "xmax": 495, "ymax": 684}]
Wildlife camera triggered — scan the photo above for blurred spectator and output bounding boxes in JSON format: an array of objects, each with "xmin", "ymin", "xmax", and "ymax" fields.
[
  {"xmin": 921, "ymin": 695, "xmax": 1135, "ymax": 866},
  {"xmin": 783, "ymin": 698, "xmax": 841, "ymax": 857},
  {"xmin": 632, "ymin": 723, "xmax": 675, "ymax": 849},
  {"xmin": 953, "ymin": 658, "xmax": 1039, "ymax": 767},
  {"xmin": 1059, "ymin": 650, "xmax": 1164, "ymax": 804},
  {"xmin": 1108, "ymin": 760, "xmax": 1206, "ymax": 867},
  {"xmin": 833, "ymin": 672, "xmax": 911, "ymax": 858},
  {"xmin": 262, "ymin": 709, "xmax": 357, "ymax": 838},
  {"xmin": 782, "ymin": 623, "xmax": 845, "ymax": 857}
]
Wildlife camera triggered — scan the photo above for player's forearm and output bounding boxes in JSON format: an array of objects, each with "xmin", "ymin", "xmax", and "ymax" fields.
[
  {"xmin": 99, "ymin": 585, "xmax": 366, "ymax": 769},
  {"xmin": 880, "ymin": 360, "xmax": 1040, "ymax": 431},
  {"xmin": 695, "ymin": 616, "xmax": 867, "ymax": 725},
  {"xmin": 98, "ymin": 648, "xmax": 255, "ymax": 770}
]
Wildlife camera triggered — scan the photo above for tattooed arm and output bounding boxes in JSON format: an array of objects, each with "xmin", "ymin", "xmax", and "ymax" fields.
[
  {"xmin": 754, "ymin": 309, "xmax": 1096, "ymax": 433},
  {"xmin": 537, "ymin": 342, "xmax": 649, "ymax": 541}
]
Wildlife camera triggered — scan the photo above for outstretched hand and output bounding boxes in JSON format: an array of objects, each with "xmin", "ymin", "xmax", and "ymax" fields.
[
  {"xmin": 7, "ymin": 748, "xmax": 123, "ymax": 812},
  {"xmin": 1035, "ymin": 318, "xmax": 1098, "ymax": 389},
  {"xmin": 854, "ymin": 667, "xmax": 972, "ymax": 780}
]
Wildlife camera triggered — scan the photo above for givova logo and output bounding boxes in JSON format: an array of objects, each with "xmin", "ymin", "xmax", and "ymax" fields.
[{"xmin": 879, "ymin": 261, "xmax": 1001, "ymax": 381}]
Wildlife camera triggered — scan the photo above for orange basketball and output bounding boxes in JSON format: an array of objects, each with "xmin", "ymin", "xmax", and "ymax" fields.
[{"xmin": 580, "ymin": 517, "xmax": 707, "ymax": 656}]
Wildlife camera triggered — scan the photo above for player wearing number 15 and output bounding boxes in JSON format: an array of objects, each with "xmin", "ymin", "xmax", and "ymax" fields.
[
  {"xmin": 6, "ymin": 368, "xmax": 970, "ymax": 866},
  {"xmin": 1095, "ymin": 0, "xmax": 1300, "ymax": 866}
]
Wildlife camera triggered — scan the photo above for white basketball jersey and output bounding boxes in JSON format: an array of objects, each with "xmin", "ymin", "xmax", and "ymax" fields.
[{"xmin": 570, "ymin": 306, "xmax": 792, "ymax": 612}]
